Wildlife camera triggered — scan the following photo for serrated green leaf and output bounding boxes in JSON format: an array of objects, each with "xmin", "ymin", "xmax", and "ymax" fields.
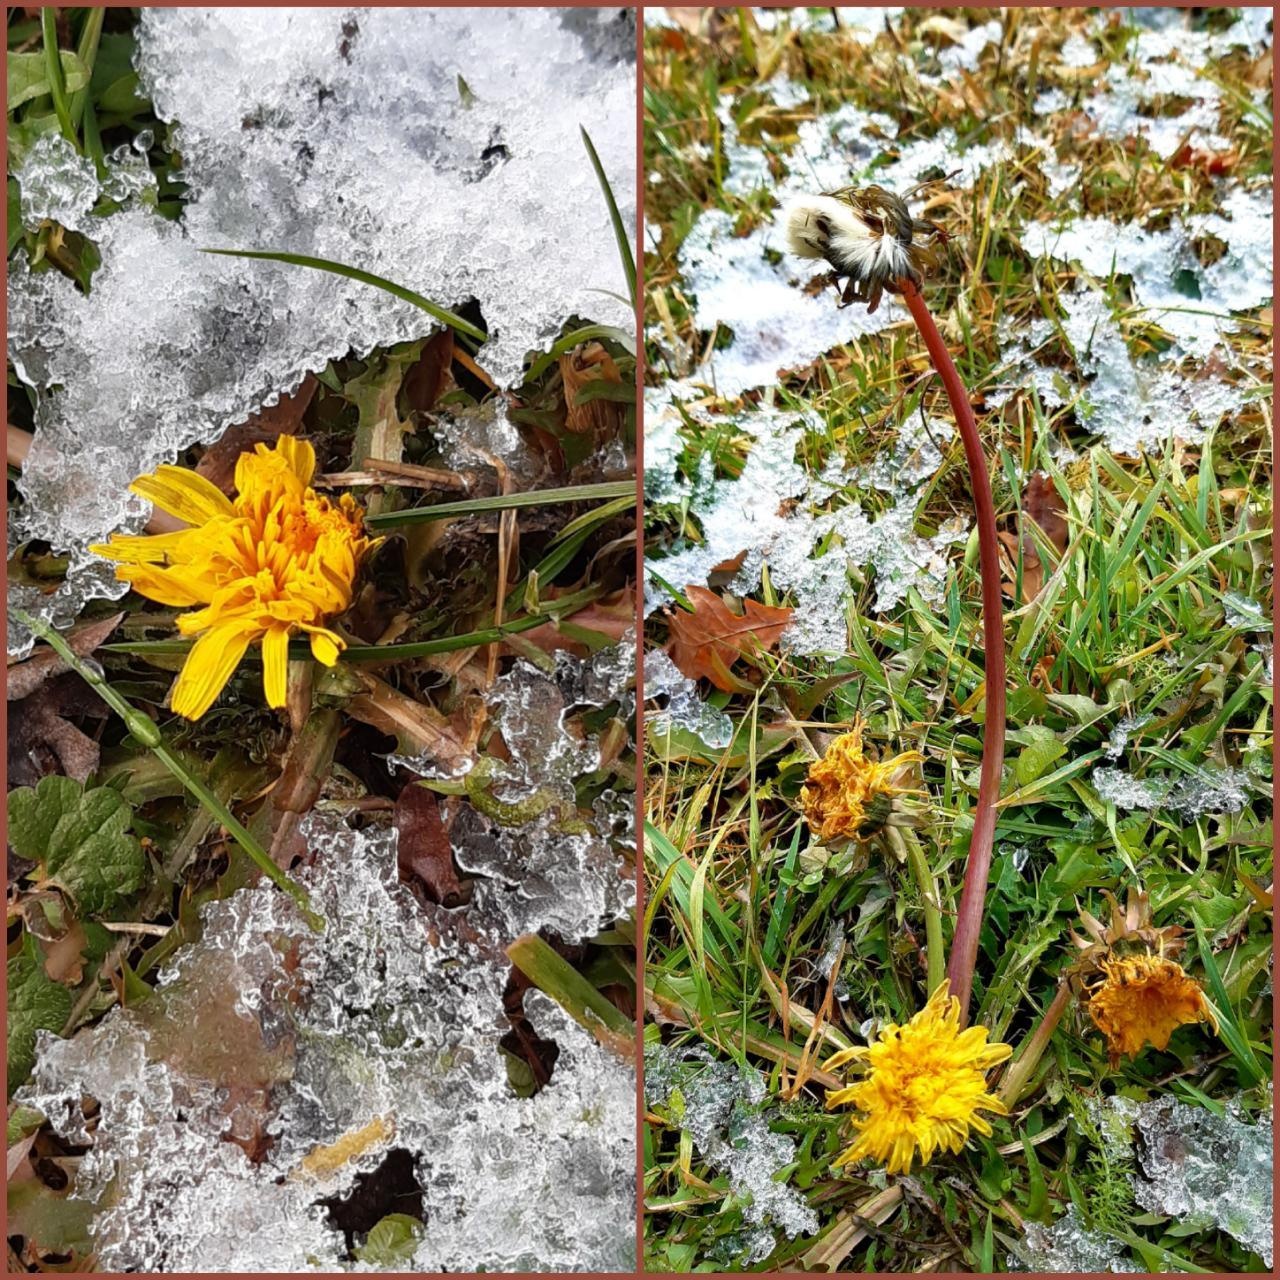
[
  {"xmin": 353, "ymin": 1214, "xmax": 424, "ymax": 1265},
  {"xmin": 8, "ymin": 775, "xmax": 82, "ymax": 862},
  {"xmin": 7, "ymin": 934, "xmax": 73, "ymax": 1094},
  {"xmin": 10, "ymin": 778, "xmax": 146, "ymax": 916}
]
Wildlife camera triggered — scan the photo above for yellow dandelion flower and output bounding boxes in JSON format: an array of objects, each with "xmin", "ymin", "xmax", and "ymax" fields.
[
  {"xmin": 90, "ymin": 436, "xmax": 375, "ymax": 720},
  {"xmin": 1083, "ymin": 954, "xmax": 1217, "ymax": 1065},
  {"xmin": 824, "ymin": 983, "xmax": 1011, "ymax": 1175},
  {"xmin": 801, "ymin": 717, "xmax": 924, "ymax": 843}
]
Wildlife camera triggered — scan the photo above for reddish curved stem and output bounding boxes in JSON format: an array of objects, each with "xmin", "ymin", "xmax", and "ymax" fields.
[{"xmin": 898, "ymin": 278, "xmax": 1006, "ymax": 1024}]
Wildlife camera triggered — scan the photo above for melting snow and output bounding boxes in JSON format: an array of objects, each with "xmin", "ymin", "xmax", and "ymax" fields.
[
  {"xmin": 1092, "ymin": 764, "xmax": 1256, "ymax": 816},
  {"xmin": 644, "ymin": 650, "xmax": 733, "ymax": 750},
  {"xmin": 1011, "ymin": 1204, "xmax": 1140, "ymax": 1273},
  {"xmin": 17, "ymin": 812, "xmax": 635, "ymax": 1272},
  {"xmin": 8, "ymin": 7, "xmax": 635, "ymax": 654},
  {"xmin": 1134, "ymin": 1095, "xmax": 1273, "ymax": 1267},
  {"xmin": 1073, "ymin": 1094, "xmax": 1275, "ymax": 1268},
  {"xmin": 644, "ymin": 1044, "xmax": 819, "ymax": 1262},
  {"xmin": 15, "ymin": 639, "xmax": 635, "ymax": 1270},
  {"xmin": 645, "ymin": 396, "xmax": 967, "ymax": 653}
]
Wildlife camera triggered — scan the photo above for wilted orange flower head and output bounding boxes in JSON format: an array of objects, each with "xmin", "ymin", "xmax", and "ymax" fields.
[
  {"xmin": 90, "ymin": 436, "xmax": 374, "ymax": 720},
  {"xmin": 801, "ymin": 718, "xmax": 924, "ymax": 843},
  {"xmin": 1069, "ymin": 889, "xmax": 1217, "ymax": 1064},
  {"xmin": 1085, "ymin": 954, "xmax": 1217, "ymax": 1064}
]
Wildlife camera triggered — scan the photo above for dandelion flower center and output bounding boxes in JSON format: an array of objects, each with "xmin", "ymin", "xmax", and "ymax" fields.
[
  {"xmin": 90, "ymin": 436, "xmax": 374, "ymax": 720},
  {"xmin": 825, "ymin": 984, "xmax": 1011, "ymax": 1175}
]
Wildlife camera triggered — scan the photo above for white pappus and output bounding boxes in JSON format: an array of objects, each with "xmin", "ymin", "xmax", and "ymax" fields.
[{"xmin": 780, "ymin": 182, "xmax": 949, "ymax": 313}]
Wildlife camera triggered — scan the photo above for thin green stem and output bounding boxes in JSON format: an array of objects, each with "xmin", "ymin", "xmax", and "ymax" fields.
[
  {"xmin": 68, "ymin": 6, "xmax": 104, "ymax": 130},
  {"xmin": 580, "ymin": 125, "xmax": 636, "ymax": 308},
  {"xmin": 12, "ymin": 607, "xmax": 323, "ymax": 931},
  {"xmin": 892, "ymin": 827, "xmax": 946, "ymax": 995},
  {"xmin": 104, "ymin": 584, "xmax": 606, "ymax": 663}
]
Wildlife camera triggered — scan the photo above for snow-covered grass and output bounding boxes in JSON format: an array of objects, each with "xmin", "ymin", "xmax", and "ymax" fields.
[{"xmin": 642, "ymin": 7, "xmax": 1272, "ymax": 1272}]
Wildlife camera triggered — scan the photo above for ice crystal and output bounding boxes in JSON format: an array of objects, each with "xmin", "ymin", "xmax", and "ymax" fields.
[
  {"xmin": 1092, "ymin": 764, "xmax": 1255, "ymax": 816},
  {"xmin": 644, "ymin": 1045, "xmax": 819, "ymax": 1259},
  {"xmin": 1086, "ymin": 1093, "xmax": 1274, "ymax": 1267},
  {"xmin": 1060, "ymin": 33, "xmax": 1100, "ymax": 68},
  {"xmin": 1135, "ymin": 1096, "xmax": 1273, "ymax": 1266},
  {"xmin": 933, "ymin": 20, "xmax": 1002, "ymax": 77},
  {"xmin": 8, "ymin": 7, "xmax": 634, "ymax": 654},
  {"xmin": 451, "ymin": 648, "xmax": 636, "ymax": 943},
  {"xmin": 1223, "ymin": 591, "xmax": 1269, "ymax": 631},
  {"xmin": 1104, "ymin": 713, "xmax": 1152, "ymax": 761},
  {"xmin": 13, "ymin": 127, "xmax": 155, "ymax": 229},
  {"xmin": 1010, "ymin": 1205, "xmax": 1140, "ymax": 1273},
  {"xmin": 644, "ymin": 650, "xmax": 733, "ymax": 750},
  {"xmin": 17, "ymin": 816, "xmax": 635, "ymax": 1272}
]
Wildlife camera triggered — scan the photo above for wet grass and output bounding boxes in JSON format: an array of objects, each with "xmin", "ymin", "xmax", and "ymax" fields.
[{"xmin": 643, "ymin": 7, "xmax": 1272, "ymax": 1273}]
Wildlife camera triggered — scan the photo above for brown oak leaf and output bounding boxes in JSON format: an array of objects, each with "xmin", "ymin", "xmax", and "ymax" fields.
[{"xmin": 665, "ymin": 585, "xmax": 793, "ymax": 692}]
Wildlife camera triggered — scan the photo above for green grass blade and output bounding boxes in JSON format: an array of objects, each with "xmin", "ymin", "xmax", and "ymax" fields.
[
  {"xmin": 1193, "ymin": 920, "xmax": 1266, "ymax": 1085},
  {"xmin": 580, "ymin": 125, "xmax": 636, "ymax": 308},
  {"xmin": 201, "ymin": 248, "xmax": 487, "ymax": 341},
  {"xmin": 363, "ymin": 479, "xmax": 633, "ymax": 529},
  {"xmin": 41, "ymin": 8, "xmax": 79, "ymax": 149},
  {"xmin": 525, "ymin": 322, "xmax": 636, "ymax": 382}
]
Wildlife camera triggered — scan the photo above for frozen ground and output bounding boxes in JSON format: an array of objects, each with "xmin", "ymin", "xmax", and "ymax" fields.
[
  {"xmin": 8, "ymin": 7, "xmax": 636, "ymax": 655},
  {"xmin": 18, "ymin": 646, "xmax": 637, "ymax": 1272},
  {"xmin": 1010, "ymin": 1094, "xmax": 1273, "ymax": 1271},
  {"xmin": 644, "ymin": 5, "xmax": 1271, "ymax": 643}
]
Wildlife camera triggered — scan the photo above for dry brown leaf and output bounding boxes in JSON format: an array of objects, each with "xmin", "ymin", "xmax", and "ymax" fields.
[
  {"xmin": 394, "ymin": 783, "xmax": 464, "ymax": 907},
  {"xmin": 1001, "ymin": 471, "xmax": 1068, "ymax": 602},
  {"xmin": 8, "ymin": 675, "xmax": 105, "ymax": 787},
  {"xmin": 665, "ymin": 585, "xmax": 793, "ymax": 692},
  {"xmin": 560, "ymin": 341, "xmax": 624, "ymax": 438},
  {"xmin": 346, "ymin": 670, "xmax": 486, "ymax": 768},
  {"xmin": 403, "ymin": 328, "xmax": 455, "ymax": 415}
]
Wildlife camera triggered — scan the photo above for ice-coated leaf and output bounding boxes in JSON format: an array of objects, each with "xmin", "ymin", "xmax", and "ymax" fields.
[
  {"xmin": 354, "ymin": 1214, "xmax": 425, "ymax": 1266},
  {"xmin": 7, "ymin": 934, "xmax": 73, "ymax": 1094},
  {"xmin": 7, "ymin": 50, "xmax": 91, "ymax": 112}
]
